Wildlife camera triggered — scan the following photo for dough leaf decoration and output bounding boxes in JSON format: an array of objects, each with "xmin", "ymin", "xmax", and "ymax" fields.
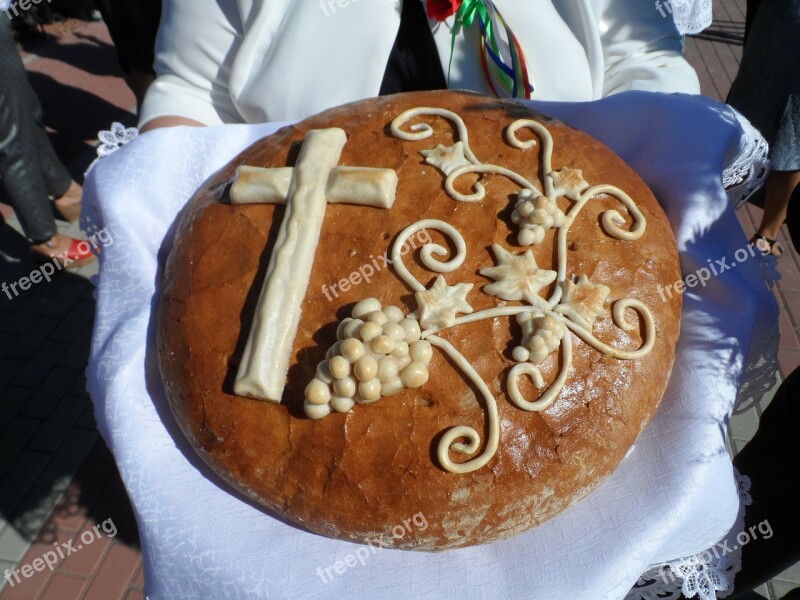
[
  {"xmin": 554, "ymin": 275, "xmax": 611, "ymax": 330},
  {"xmin": 421, "ymin": 142, "xmax": 472, "ymax": 176},
  {"xmin": 415, "ymin": 275, "xmax": 474, "ymax": 329},
  {"xmin": 304, "ymin": 107, "xmax": 656, "ymax": 475},
  {"xmin": 479, "ymin": 244, "xmax": 556, "ymax": 308}
]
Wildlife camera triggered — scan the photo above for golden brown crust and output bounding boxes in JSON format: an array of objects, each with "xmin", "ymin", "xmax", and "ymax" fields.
[{"xmin": 158, "ymin": 90, "xmax": 682, "ymax": 550}]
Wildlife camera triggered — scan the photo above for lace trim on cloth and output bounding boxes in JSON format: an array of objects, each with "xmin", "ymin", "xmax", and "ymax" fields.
[
  {"xmin": 80, "ymin": 123, "xmax": 140, "ymax": 241},
  {"xmin": 85, "ymin": 122, "xmax": 139, "ymax": 177},
  {"xmin": 723, "ymin": 110, "xmax": 770, "ymax": 211},
  {"xmin": 670, "ymin": 0, "xmax": 712, "ymax": 35},
  {"xmin": 721, "ymin": 108, "xmax": 780, "ymax": 414},
  {"xmin": 625, "ymin": 473, "xmax": 752, "ymax": 600}
]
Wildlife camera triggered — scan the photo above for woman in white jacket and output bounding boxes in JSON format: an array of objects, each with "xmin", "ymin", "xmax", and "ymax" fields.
[{"xmin": 139, "ymin": 0, "xmax": 700, "ymax": 130}]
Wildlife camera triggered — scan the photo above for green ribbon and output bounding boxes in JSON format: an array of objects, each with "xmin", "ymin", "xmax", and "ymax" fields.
[
  {"xmin": 448, "ymin": 0, "xmax": 490, "ymax": 83},
  {"xmin": 453, "ymin": 0, "xmax": 487, "ymax": 35}
]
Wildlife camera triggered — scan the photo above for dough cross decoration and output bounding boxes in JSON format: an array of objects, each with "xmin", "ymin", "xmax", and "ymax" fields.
[{"xmin": 230, "ymin": 128, "xmax": 398, "ymax": 402}]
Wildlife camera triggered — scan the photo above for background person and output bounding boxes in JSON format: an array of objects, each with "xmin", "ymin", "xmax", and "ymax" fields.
[
  {"xmin": 727, "ymin": 0, "xmax": 800, "ymax": 256},
  {"xmin": 0, "ymin": 15, "xmax": 94, "ymax": 266},
  {"xmin": 138, "ymin": 0, "xmax": 700, "ymax": 131},
  {"xmin": 94, "ymin": 0, "xmax": 162, "ymax": 112}
]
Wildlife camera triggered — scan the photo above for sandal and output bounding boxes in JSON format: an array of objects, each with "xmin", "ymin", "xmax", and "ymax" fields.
[
  {"xmin": 751, "ymin": 234, "xmax": 783, "ymax": 257},
  {"xmin": 31, "ymin": 237, "xmax": 97, "ymax": 268}
]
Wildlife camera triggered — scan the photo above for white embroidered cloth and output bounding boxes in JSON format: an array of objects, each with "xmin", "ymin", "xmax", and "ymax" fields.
[
  {"xmin": 84, "ymin": 92, "xmax": 777, "ymax": 600},
  {"xmin": 671, "ymin": 0, "xmax": 714, "ymax": 34}
]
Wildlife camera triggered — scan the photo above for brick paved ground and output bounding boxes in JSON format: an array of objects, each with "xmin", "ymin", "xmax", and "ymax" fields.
[
  {"xmin": 0, "ymin": 5, "xmax": 797, "ymax": 599},
  {"xmin": 0, "ymin": 17, "xmax": 142, "ymax": 599}
]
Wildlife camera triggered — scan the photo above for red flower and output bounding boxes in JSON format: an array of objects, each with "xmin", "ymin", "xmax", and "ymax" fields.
[{"xmin": 427, "ymin": 0, "xmax": 461, "ymax": 21}]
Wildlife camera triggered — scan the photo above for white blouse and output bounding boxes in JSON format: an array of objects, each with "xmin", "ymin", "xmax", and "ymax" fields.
[{"xmin": 140, "ymin": 0, "xmax": 701, "ymax": 127}]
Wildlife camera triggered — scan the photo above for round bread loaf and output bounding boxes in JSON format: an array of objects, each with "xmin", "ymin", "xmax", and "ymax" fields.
[{"xmin": 158, "ymin": 90, "xmax": 682, "ymax": 550}]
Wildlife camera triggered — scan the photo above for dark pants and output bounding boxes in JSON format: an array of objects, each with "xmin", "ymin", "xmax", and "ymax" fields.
[
  {"xmin": 93, "ymin": 0, "xmax": 161, "ymax": 75},
  {"xmin": 730, "ymin": 366, "xmax": 800, "ymax": 595},
  {"xmin": 0, "ymin": 18, "xmax": 71, "ymax": 243}
]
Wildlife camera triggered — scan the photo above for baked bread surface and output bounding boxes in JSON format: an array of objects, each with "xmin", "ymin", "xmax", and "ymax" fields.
[{"xmin": 158, "ymin": 90, "xmax": 682, "ymax": 550}]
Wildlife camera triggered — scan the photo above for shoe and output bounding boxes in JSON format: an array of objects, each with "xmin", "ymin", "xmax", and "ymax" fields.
[
  {"xmin": 31, "ymin": 237, "xmax": 97, "ymax": 268},
  {"xmin": 751, "ymin": 234, "xmax": 783, "ymax": 257}
]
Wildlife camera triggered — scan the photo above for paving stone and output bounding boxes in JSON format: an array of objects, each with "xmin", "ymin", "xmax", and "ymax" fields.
[
  {"xmin": 125, "ymin": 588, "xmax": 146, "ymax": 600},
  {"xmin": 47, "ymin": 487, "xmax": 88, "ymax": 535},
  {"xmin": 27, "ymin": 397, "xmax": 89, "ymax": 454},
  {"xmin": 81, "ymin": 543, "xmax": 141, "ymax": 600},
  {"xmin": 752, "ymin": 584, "xmax": 771, "ymax": 599},
  {"xmin": 50, "ymin": 301, "xmax": 95, "ymax": 343},
  {"xmin": 7, "ymin": 487, "xmax": 62, "ymax": 543},
  {"xmin": 774, "ymin": 560, "xmax": 800, "ymax": 585},
  {"xmin": 728, "ymin": 405, "xmax": 760, "ymax": 444},
  {"xmin": 778, "ymin": 307, "xmax": 800, "ymax": 349},
  {"xmin": 75, "ymin": 402, "xmax": 97, "ymax": 431},
  {"xmin": 33, "ymin": 270, "xmax": 72, "ymax": 299},
  {"xmin": 18, "ymin": 367, "xmax": 77, "ymax": 420},
  {"xmin": 756, "ymin": 374, "xmax": 781, "ymax": 416},
  {"xmin": 0, "ymin": 296, "xmax": 48, "ymax": 335},
  {"xmin": 35, "ymin": 429, "xmax": 99, "ymax": 492},
  {"xmin": 67, "ymin": 371, "xmax": 89, "ymax": 399},
  {"xmin": 39, "ymin": 280, "xmax": 90, "ymax": 319},
  {"xmin": 731, "ymin": 438, "xmax": 747, "ymax": 457},
  {"xmin": 0, "ymin": 333, "xmax": 16, "ymax": 355},
  {"xmin": 39, "ymin": 572, "xmax": 89, "ymax": 600},
  {"xmin": 776, "ymin": 260, "xmax": 800, "ymax": 293},
  {"xmin": 0, "ymin": 559, "xmax": 16, "ymax": 592},
  {"xmin": 0, "ymin": 360, "xmax": 24, "ymax": 393},
  {"xmin": 0, "ymin": 418, "xmax": 41, "ymax": 477},
  {"xmin": 771, "ymin": 581, "xmax": 800, "ymax": 599},
  {"xmin": 59, "ymin": 529, "xmax": 112, "ymax": 579},
  {"xmin": 11, "ymin": 342, "xmax": 69, "ymax": 390},
  {"xmin": 58, "ymin": 328, "xmax": 92, "ymax": 370},
  {"xmin": 0, "ymin": 451, "xmax": 51, "ymax": 518},
  {"xmin": 133, "ymin": 564, "xmax": 144, "ymax": 587},
  {"xmin": 1, "ymin": 318, "xmax": 59, "ymax": 361},
  {"xmin": 0, "ymin": 387, "xmax": 31, "ymax": 432},
  {"xmin": 0, "ymin": 525, "xmax": 32, "ymax": 563},
  {"xmin": 778, "ymin": 346, "xmax": 800, "ymax": 379},
  {"xmin": 0, "ymin": 271, "xmax": 35, "ymax": 307},
  {"xmin": 0, "ymin": 548, "xmax": 53, "ymax": 600}
]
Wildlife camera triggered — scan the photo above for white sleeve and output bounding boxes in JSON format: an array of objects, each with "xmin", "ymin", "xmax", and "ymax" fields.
[
  {"xmin": 139, "ymin": 0, "xmax": 243, "ymax": 128},
  {"xmin": 599, "ymin": 0, "xmax": 700, "ymax": 96}
]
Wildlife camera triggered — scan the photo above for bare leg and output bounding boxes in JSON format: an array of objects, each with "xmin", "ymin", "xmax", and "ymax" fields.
[
  {"xmin": 52, "ymin": 179, "xmax": 82, "ymax": 222},
  {"xmin": 753, "ymin": 169, "xmax": 800, "ymax": 255}
]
